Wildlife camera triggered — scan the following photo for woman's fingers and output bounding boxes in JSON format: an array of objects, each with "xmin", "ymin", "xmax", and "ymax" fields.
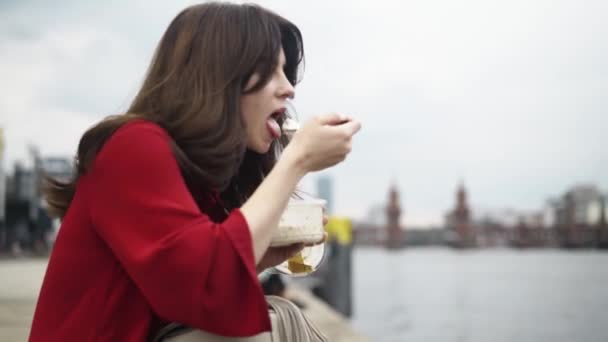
[{"xmin": 279, "ymin": 243, "xmax": 304, "ymax": 258}]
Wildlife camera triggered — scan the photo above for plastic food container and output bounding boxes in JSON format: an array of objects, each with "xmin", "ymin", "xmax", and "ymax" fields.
[
  {"xmin": 271, "ymin": 199, "xmax": 327, "ymax": 277},
  {"xmin": 270, "ymin": 199, "xmax": 326, "ymax": 247}
]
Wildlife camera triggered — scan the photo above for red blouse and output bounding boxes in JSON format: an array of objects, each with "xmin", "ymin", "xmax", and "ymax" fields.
[{"xmin": 29, "ymin": 120, "xmax": 270, "ymax": 341}]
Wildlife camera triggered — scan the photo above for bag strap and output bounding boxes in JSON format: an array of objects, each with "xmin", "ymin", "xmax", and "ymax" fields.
[
  {"xmin": 152, "ymin": 323, "xmax": 194, "ymax": 342},
  {"xmin": 266, "ymin": 295, "xmax": 328, "ymax": 342}
]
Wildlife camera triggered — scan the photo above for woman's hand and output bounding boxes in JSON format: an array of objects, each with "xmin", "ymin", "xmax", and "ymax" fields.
[{"xmin": 282, "ymin": 114, "xmax": 361, "ymax": 173}]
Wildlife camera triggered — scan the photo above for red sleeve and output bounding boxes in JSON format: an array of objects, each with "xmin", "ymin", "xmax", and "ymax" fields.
[{"xmin": 83, "ymin": 121, "xmax": 270, "ymax": 337}]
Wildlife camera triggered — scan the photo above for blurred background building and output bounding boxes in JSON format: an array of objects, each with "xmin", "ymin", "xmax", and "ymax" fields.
[
  {"xmin": 316, "ymin": 176, "xmax": 334, "ymax": 215},
  {"xmin": 0, "ymin": 127, "xmax": 5, "ymax": 241},
  {"xmin": 0, "ymin": 133, "xmax": 72, "ymax": 256}
]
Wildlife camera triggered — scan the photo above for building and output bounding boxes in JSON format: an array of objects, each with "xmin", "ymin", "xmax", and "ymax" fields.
[
  {"xmin": 551, "ymin": 185, "xmax": 605, "ymax": 226},
  {"xmin": 385, "ymin": 183, "xmax": 404, "ymax": 249},
  {"xmin": 316, "ymin": 176, "xmax": 334, "ymax": 215},
  {"xmin": 3, "ymin": 147, "xmax": 72, "ymax": 254},
  {"xmin": 598, "ymin": 195, "xmax": 608, "ymax": 248},
  {"xmin": 549, "ymin": 184, "xmax": 607, "ymax": 248},
  {"xmin": 445, "ymin": 182, "xmax": 476, "ymax": 247},
  {"xmin": 352, "ymin": 184, "xmax": 405, "ymax": 247},
  {"xmin": 0, "ymin": 127, "xmax": 5, "ymax": 229}
]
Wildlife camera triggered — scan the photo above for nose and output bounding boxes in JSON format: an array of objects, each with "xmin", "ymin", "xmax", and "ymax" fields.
[{"xmin": 277, "ymin": 75, "xmax": 295, "ymax": 100}]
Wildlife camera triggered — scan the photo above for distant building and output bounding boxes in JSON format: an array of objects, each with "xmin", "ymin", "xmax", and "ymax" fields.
[
  {"xmin": 548, "ymin": 184, "xmax": 607, "ymax": 248},
  {"xmin": 476, "ymin": 208, "xmax": 544, "ymax": 228},
  {"xmin": 599, "ymin": 195, "xmax": 607, "ymax": 228},
  {"xmin": 4, "ymin": 150, "xmax": 72, "ymax": 254},
  {"xmin": 0, "ymin": 127, "xmax": 5, "ymax": 225},
  {"xmin": 364, "ymin": 204, "xmax": 386, "ymax": 227},
  {"xmin": 445, "ymin": 182, "xmax": 476, "ymax": 247},
  {"xmin": 352, "ymin": 184, "xmax": 405, "ymax": 247},
  {"xmin": 352, "ymin": 221, "xmax": 384, "ymax": 246},
  {"xmin": 551, "ymin": 185, "xmax": 606, "ymax": 226},
  {"xmin": 542, "ymin": 203, "xmax": 556, "ymax": 228},
  {"xmin": 6, "ymin": 163, "xmax": 36, "ymax": 202},
  {"xmin": 475, "ymin": 208, "xmax": 520, "ymax": 227},
  {"xmin": 41, "ymin": 157, "xmax": 72, "ymax": 182},
  {"xmin": 585, "ymin": 195, "xmax": 608, "ymax": 226},
  {"xmin": 598, "ymin": 195, "xmax": 608, "ymax": 248},
  {"xmin": 316, "ymin": 176, "xmax": 334, "ymax": 215},
  {"xmin": 385, "ymin": 183, "xmax": 404, "ymax": 249}
]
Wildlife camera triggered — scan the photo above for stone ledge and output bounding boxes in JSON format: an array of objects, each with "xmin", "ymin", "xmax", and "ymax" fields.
[{"xmin": 285, "ymin": 285, "xmax": 369, "ymax": 342}]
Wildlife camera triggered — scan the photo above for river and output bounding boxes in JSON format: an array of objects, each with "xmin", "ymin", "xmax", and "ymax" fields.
[{"xmin": 351, "ymin": 247, "xmax": 608, "ymax": 342}]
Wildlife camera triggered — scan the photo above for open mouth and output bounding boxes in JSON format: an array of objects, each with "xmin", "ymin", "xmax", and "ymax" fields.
[
  {"xmin": 270, "ymin": 108, "xmax": 286, "ymax": 122},
  {"xmin": 266, "ymin": 109, "xmax": 286, "ymax": 139}
]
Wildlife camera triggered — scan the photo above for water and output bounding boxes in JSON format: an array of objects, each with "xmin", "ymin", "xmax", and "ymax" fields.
[{"xmin": 351, "ymin": 247, "xmax": 608, "ymax": 342}]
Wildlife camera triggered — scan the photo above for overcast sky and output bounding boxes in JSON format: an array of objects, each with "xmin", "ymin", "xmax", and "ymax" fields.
[{"xmin": 1, "ymin": 0, "xmax": 607, "ymax": 226}]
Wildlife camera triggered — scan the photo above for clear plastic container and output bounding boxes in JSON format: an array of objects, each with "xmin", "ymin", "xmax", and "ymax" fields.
[{"xmin": 271, "ymin": 198, "xmax": 327, "ymax": 277}]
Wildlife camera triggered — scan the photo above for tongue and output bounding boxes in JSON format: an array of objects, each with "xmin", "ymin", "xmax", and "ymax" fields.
[{"xmin": 266, "ymin": 118, "xmax": 281, "ymax": 138}]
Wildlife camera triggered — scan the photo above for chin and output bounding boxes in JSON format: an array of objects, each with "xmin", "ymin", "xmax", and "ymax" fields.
[{"xmin": 249, "ymin": 142, "xmax": 272, "ymax": 154}]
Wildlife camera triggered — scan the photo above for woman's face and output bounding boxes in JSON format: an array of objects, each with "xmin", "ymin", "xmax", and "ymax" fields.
[{"xmin": 241, "ymin": 48, "xmax": 295, "ymax": 154}]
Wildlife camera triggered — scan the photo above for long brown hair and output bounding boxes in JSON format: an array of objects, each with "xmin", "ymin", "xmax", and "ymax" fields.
[{"xmin": 44, "ymin": 2, "xmax": 304, "ymax": 217}]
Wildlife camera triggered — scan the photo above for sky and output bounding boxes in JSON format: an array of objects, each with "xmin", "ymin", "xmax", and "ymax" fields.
[{"xmin": 1, "ymin": 0, "xmax": 607, "ymax": 226}]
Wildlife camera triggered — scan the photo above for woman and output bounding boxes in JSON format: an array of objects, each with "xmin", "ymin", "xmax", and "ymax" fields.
[{"xmin": 29, "ymin": 2, "xmax": 360, "ymax": 341}]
